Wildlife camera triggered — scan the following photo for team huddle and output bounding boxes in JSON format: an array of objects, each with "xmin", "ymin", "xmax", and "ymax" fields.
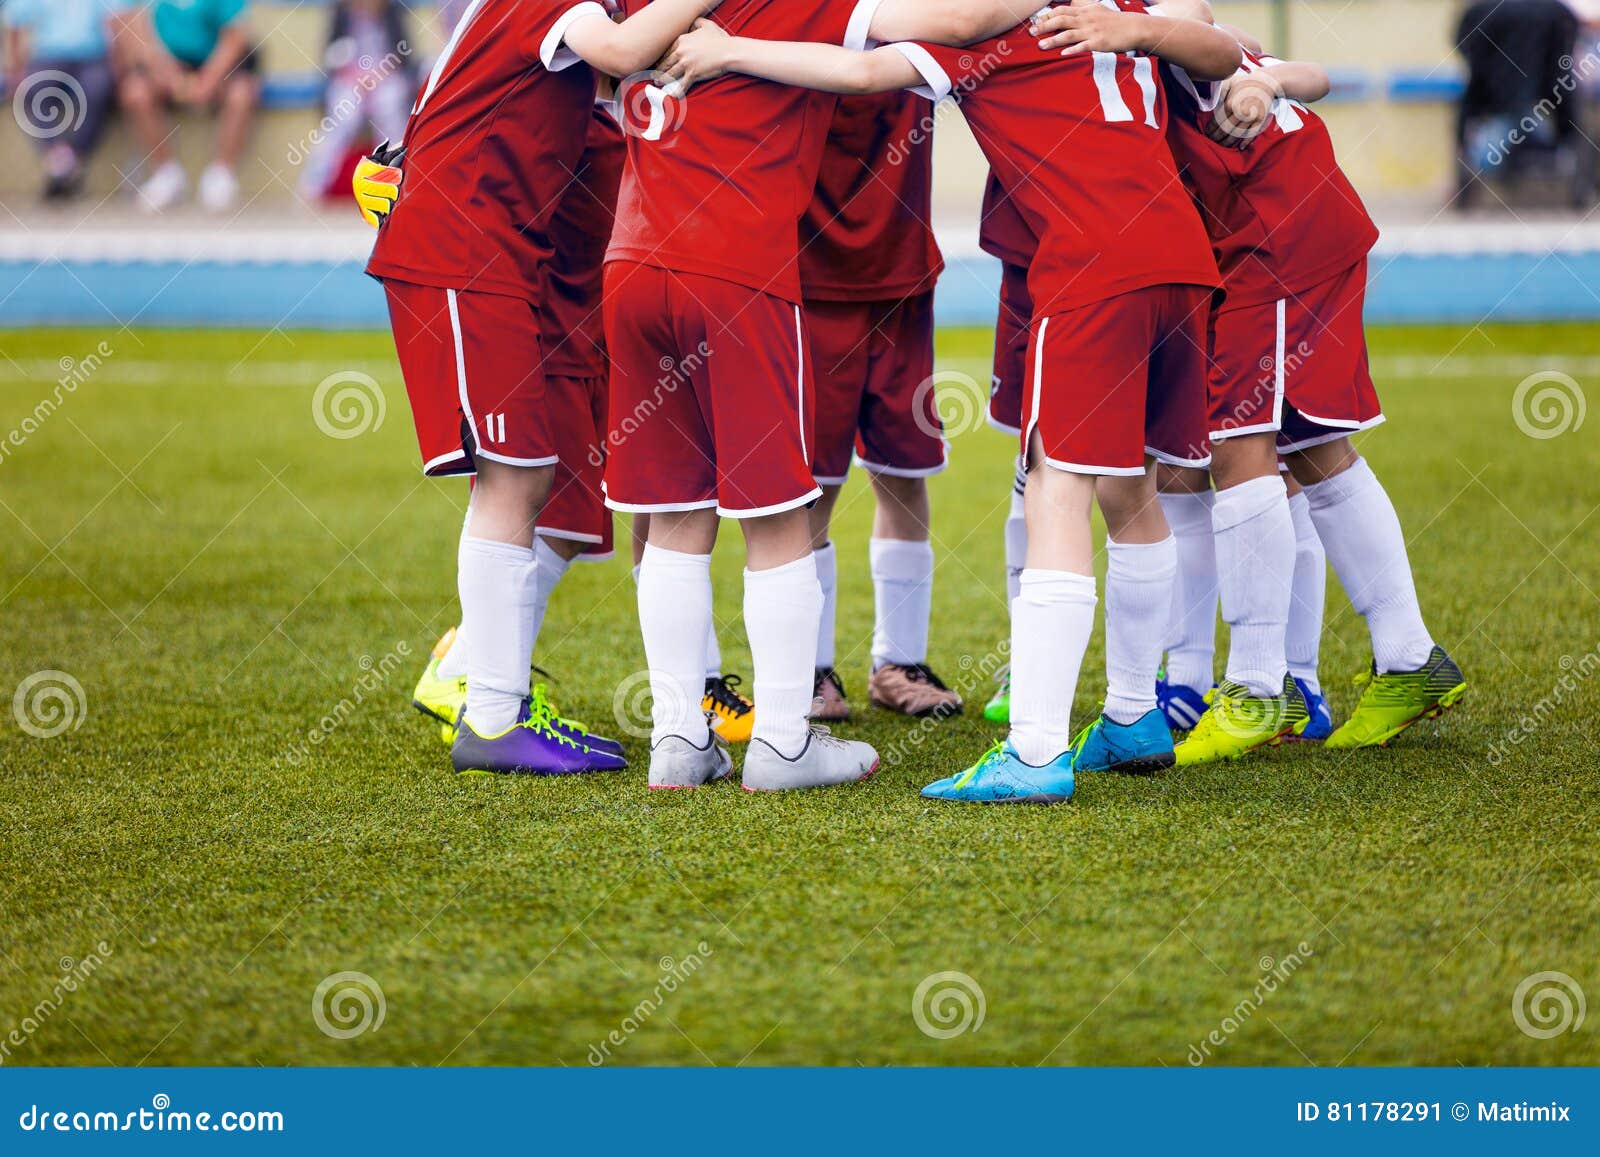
[{"xmin": 353, "ymin": 0, "xmax": 1468, "ymax": 803}]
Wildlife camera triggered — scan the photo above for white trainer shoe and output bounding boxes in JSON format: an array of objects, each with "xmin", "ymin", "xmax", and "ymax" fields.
[
  {"xmin": 137, "ymin": 160, "xmax": 188, "ymax": 213},
  {"xmin": 198, "ymin": 163, "xmax": 241, "ymax": 212},
  {"xmin": 742, "ymin": 727, "xmax": 878, "ymax": 792},
  {"xmin": 648, "ymin": 731, "xmax": 734, "ymax": 790}
]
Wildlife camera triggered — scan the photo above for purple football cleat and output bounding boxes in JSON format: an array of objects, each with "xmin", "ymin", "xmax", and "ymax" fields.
[{"xmin": 451, "ymin": 701, "xmax": 628, "ymax": 777}]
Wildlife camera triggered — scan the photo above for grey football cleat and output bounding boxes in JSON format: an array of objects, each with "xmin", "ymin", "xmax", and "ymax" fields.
[
  {"xmin": 648, "ymin": 731, "xmax": 734, "ymax": 790},
  {"xmin": 742, "ymin": 727, "xmax": 879, "ymax": 792}
]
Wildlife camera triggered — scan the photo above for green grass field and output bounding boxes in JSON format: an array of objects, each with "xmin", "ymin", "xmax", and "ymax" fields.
[{"xmin": 1, "ymin": 322, "xmax": 1596, "ymax": 1068}]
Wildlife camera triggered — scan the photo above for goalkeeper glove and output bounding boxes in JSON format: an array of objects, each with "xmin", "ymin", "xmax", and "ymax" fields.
[{"xmin": 353, "ymin": 140, "xmax": 406, "ymax": 229}]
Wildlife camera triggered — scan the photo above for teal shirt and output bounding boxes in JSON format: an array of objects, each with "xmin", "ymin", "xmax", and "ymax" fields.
[
  {"xmin": 3, "ymin": 0, "xmax": 134, "ymax": 60},
  {"xmin": 150, "ymin": 0, "xmax": 249, "ymax": 66}
]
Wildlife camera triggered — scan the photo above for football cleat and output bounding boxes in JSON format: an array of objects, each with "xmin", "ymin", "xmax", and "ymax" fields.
[
  {"xmin": 1156, "ymin": 669, "xmax": 1211, "ymax": 733},
  {"xmin": 529, "ymin": 684, "xmax": 625, "ymax": 757},
  {"xmin": 1284, "ymin": 677, "xmax": 1334, "ymax": 743},
  {"xmin": 1174, "ymin": 674, "xmax": 1309, "ymax": 766},
  {"xmin": 412, "ymin": 628, "xmax": 467, "ymax": 729},
  {"xmin": 982, "ymin": 662, "xmax": 1011, "ymax": 724},
  {"xmin": 742, "ymin": 727, "xmax": 877, "ymax": 792},
  {"xmin": 920, "ymin": 741, "xmax": 1074, "ymax": 805},
  {"xmin": 869, "ymin": 662, "xmax": 963, "ymax": 718},
  {"xmin": 1071, "ymin": 710, "xmax": 1176, "ymax": 776},
  {"xmin": 452, "ymin": 700, "xmax": 628, "ymax": 777},
  {"xmin": 1324, "ymin": 646, "xmax": 1467, "ymax": 750},
  {"xmin": 703, "ymin": 674, "xmax": 755, "ymax": 744},
  {"xmin": 810, "ymin": 666, "xmax": 850, "ymax": 722},
  {"xmin": 648, "ymin": 731, "xmax": 734, "ymax": 790}
]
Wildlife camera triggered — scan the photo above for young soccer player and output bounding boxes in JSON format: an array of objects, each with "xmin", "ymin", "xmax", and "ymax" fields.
[
  {"xmin": 802, "ymin": 93, "xmax": 963, "ymax": 723},
  {"xmin": 1037, "ymin": 13, "xmax": 1468, "ymax": 757},
  {"xmin": 607, "ymin": 0, "xmax": 1054, "ymax": 791},
  {"xmin": 361, "ymin": 0, "xmax": 729, "ymax": 776},
  {"xmin": 662, "ymin": 1, "xmax": 1242, "ymax": 801}
]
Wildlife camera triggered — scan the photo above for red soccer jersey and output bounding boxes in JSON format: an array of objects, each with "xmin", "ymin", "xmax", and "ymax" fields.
[
  {"xmin": 606, "ymin": 0, "xmax": 872, "ymax": 303},
  {"xmin": 978, "ymin": 169, "xmax": 1038, "ymax": 268},
  {"xmin": 799, "ymin": 91, "xmax": 944, "ymax": 303},
  {"xmin": 895, "ymin": 2, "xmax": 1219, "ymax": 317},
  {"xmin": 1161, "ymin": 50, "xmax": 1379, "ymax": 310},
  {"xmin": 366, "ymin": 0, "xmax": 608, "ymax": 300},
  {"xmin": 541, "ymin": 104, "xmax": 626, "ymax": 379}
]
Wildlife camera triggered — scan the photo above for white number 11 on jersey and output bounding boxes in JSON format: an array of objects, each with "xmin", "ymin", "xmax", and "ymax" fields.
[{"xmin": 1092, "ymin": 52, "xmax": 1160, "ymax": 128}]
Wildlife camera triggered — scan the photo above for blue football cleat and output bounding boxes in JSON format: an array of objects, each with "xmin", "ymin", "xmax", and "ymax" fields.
[
  {"xmin": 1286, "ymin": 677, "xmax": 1334, "ymax": 742},
  {"xmin": 1156, "ymin": 673, "xmax": 1211, "ymax": 732},
  {"xmin": 1071, "ymin": 710, "xmax": 1176, "ymax": 776},
  {"xmin": 920, "ymin": 742, "xmax": 1074, "ymax": 805}
]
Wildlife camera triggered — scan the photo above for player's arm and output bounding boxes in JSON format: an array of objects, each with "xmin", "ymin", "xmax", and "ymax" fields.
[
  {"xmin": 559, "ymin": 0, "xmax": 725, "ymax": 78},
  {"xmin": 1205, "ymin": 57, "xmax": 1330, "ymax": 146},
  {"xmin": 1254, "ymin": 58, "xmax": 1331, "ymax": 104},
  {"xmin": 1032, "ymin": 5, "xmax": 1242, "ymax": 80},
  {"xmin": 864, "ymin": 0, "xmax": 1060, "ymax": 47},
  {"xmin": 661, "ymin": 25, "xmax": 923, "ymax": 95}
]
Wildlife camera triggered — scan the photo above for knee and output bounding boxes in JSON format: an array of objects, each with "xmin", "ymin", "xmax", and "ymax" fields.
[{"xmin": 219, "ymin": 73, "xmax": 259, "ymax": 112}]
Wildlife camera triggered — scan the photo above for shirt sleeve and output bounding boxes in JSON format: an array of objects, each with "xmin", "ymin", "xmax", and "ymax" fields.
[
  {"xmin": 538, "ymin": 0, "xmax": 610, "ymax": 71},
  {"xmin": 885, "ymin": 39, "xmax": 987, "ymax": 102}
]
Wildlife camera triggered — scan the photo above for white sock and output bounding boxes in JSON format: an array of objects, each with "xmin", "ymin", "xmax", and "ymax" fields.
[
  {"xmin": 1302, "ymin": 458, "xmax": 1435, "ymax": 673},
  {"xmin": 458, "ymin": 535, "xmax": 538, "ymax": 734},
  {"xmin": 1213, "ymin": 475, "xmax": 1294, "ymax": 697},
  {"xmin": 1005, "ymin": 460, "xmax": 1029, "ymax": 608},
  {"xmin": 1286, "ymin": 491, "xmax": 1326, "ymax": 693},
  {"xmin": 435, "ymin": 499, "xmax": 476, "ymax": 682},
  {"xmin": 745, "ymin": 554, "xmax": 823, "ymax": 757},
  {"xmin": 637, "ymin": 545, "xmax": 712, "ymax": 745},
  {"xmin": 638, "ymin": 561, "xmax": 720, "ymax": 680},
  {"xmin": 531, "ymin": 536, "xmax": 573, "ymax": 650},
  {"xmin": 815, "ymin": 540, "xmax": 838, "ymax": 669},
  {"xmin": 1104, "ymin": 537, "xmax": 1178, "ymax": 725},
  {"xmin": 1008, "ymin": 570, "xmax": 1097, "ymax": 765},
  {"xmin": 871, "ymin": 538, "xmax": 934, "ymax": 668},
  {"xmin": 1157, "ymin": 490, "xmax": 1217, "ymax": 692}
]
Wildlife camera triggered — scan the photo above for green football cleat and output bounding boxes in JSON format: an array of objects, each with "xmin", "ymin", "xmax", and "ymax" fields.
[
  {"xmin": 1324, "ymin": 646, "xmax": 1467, "ymax": 750},
  {"xmin": 983, "ymin": 662, "xmax": 1011, "ymax": 725},
  {"xmin": 1174, "ymin": 674, "xmax": 1309, "ymax": 766},
  {"xmin": 412, "ymin": 628, "xmax": 467, "ymax": 732}
]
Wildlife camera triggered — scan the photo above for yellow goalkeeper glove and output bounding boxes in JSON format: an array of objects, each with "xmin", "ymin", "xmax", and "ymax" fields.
[{"xmin": 353, "ymin": 141, "xmax": 406, "ymax": 229}]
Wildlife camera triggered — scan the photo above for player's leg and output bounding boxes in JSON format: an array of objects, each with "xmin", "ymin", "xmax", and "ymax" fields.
[
  {"xmin": 1072, "ymin": 465, "xmax": 1180, "ymax": 775},
  {"xmin": 705, "ymin": 286, "xmax": 875, "ymax": 791},
  {"xmin": 856, "ymin": 292, "xmax": 962, "ymax": 719},
  {"xmin": 1277, "ymin": 259, "xmax": 1465, "ymax": 747},
  {"xmin": 1154, "ymin": 463, "xmax": 1216, "ymax": 731},
  {"xmin": 1283, "ymin": 470, "xmax": 1334, "ymax": 741},
  {"xmin": 1175, "ymin": 296, "xmax": 1308, "ymax": 765},
  {"xmin": 806, "ymin": 484, "xmax": 850, "ymax": 722},
  {"xmin": 603, "ymin": 263, "xmax": 732, "ymax": 787},
  {"xmin": 984, "ymin": 262, "xmax": 1033, "ymax": 725}
]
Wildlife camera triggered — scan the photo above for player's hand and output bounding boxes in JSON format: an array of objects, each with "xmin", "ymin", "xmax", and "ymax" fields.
[
  {"xmin": 353, "ymin": 141, "xmax": 406, "ymax": 230},
  {"xmin": 1206, "ymin": 72, "xmax": 1278, "ymax": 147},
  {"xmin": 1031, "ymin": 5, "xmax": 1154, "ymax": 55},
  {"xmin": 658, "ymin": 19, "xmax": 731, "ymax": 90}
]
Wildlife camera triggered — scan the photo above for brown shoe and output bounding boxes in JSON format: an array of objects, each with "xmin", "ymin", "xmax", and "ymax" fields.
[
  {"xmin": 810, "ymin": 666, "xmax": 851, "ymax": 722},
  {"xmin": 868, "ymin": 663, "xmax": 964, "ymax": 719}
]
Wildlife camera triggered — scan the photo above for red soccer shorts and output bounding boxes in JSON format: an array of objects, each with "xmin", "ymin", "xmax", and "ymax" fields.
[
  {"xmin": 806, "ymin": 292, "xmax": 944, "ymax": 485},
  {"xmin": 383, "ymin": 280, "xmax": 555, "ymax": 477},
  {"xmin": 1208, "ymin": 259, "xmax": 1384, "ymax": 452},
  {"xmin": 989, "ymin": 261, "xmax": 1032, "ymax": 437},
  {"xmin": 537, "ymin": 373, "xmax": 611, "ymax": 551},
  {"xmin": 601, "ymin": 262, "xmax": 820, "ymax": 519},
  {"xmin": 1023, "ymin": 284, "xmax": 1213, "ymax": 475}
]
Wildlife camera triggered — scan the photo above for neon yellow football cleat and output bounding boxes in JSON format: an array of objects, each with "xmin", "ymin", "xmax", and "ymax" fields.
[
  {"xmin": 1174, "ymin": 674, "xmax": 1309, "ymax": 766},
  {"xmin": 412, "ymin": 628, "xmax": 467, "ymax": 739},
  {"xmin": 1324, "ymin": 646, "xmax": 1467, "ymax": 750}
]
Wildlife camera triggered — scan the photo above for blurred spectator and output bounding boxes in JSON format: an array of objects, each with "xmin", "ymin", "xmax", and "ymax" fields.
[
  {"xmin": 296, "ymin": 0, "xmax": 415, "ymax": 203},
  {"xmin": 2, "ymin": 0, "xmax": 133, "ymax": 201},
  {"xmin": 115, "ymin": 0, "xmax": 260, "ymax": 213}
]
